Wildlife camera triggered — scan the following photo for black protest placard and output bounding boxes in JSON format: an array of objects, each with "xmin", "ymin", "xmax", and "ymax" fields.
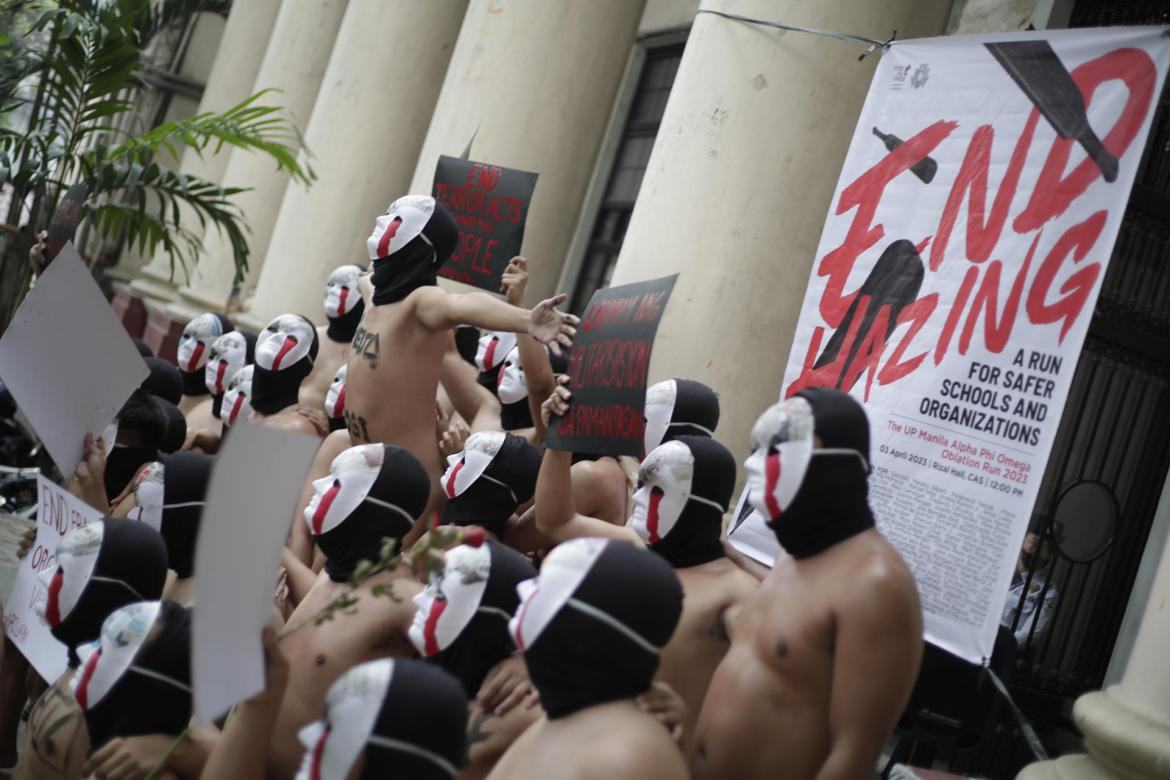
[
  {"xmin": 432, "ymin": 155, "xmax": 538, "ymax": 292},
  {"xmin": 546, "ymin": 275, "xmax": 678, "ymax": 457}
]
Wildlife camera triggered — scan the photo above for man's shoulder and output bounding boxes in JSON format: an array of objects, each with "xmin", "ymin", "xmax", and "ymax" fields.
[
  {"xmin": 583, "ymin": 710, "xmax": 687, "ymax": 779},
  {"xmin": 834, "ymin": 532, "xmax": 919, "ymax": 619}
]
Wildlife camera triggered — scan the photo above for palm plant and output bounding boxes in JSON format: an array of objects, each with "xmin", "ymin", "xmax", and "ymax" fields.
[{"xmin": 0, "ymin": 0, "xmax": 314, "ymax": 329}]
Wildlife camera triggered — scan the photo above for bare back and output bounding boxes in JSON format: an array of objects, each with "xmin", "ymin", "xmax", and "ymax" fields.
[
  {"xmin": 658, "ymin": 558, "xmax": 756, "ymax": 749},
  {"xmin": 298, "ymin": 327, "xmax": 350, "ymax": 412},
  {"xmin": 691, "ymin": 529, "xmax": 922, "ymax": 780},
  {"xmin": 16, "ymin": 674, "xmax": 87, "ymax": 780},
  {"xmin": 486, "ymin": 701, "xmax": 687, "ymax": 780},
  {"xmin": 270, "ymin": 569, "xmax": 421, "ymax": 780}
]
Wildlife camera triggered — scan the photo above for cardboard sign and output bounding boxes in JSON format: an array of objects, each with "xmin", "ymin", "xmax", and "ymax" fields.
[
  {"xmin": 726, "ymin": 488, "xmax": 778, "ymax": 568},
  {"xmin": 432, "ymin": 155, "xmax": 538, "ymax": 292},
  {"xmin": 779, "ymin": 28, "xmax": 1170, "ymax": 664},
  {"xmin": 3, "ymin": 477, "xmax": 102, "ymax": 682},
  {"xmin": 191, "ymin": 424, "xmax": 317, "ymax": 723},
  {"xmin": 0, "ymin": 243, "xmax": 148, "ymax": 478},
  {"xmin": 546, "ymin": 275, "xmax": 677, "ymax": 457}
]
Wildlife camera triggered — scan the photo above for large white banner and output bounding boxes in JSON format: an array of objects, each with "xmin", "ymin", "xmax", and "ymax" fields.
[{"xmin": 767, "ymin": 27, "xmax": 1170, "ymax": 664}]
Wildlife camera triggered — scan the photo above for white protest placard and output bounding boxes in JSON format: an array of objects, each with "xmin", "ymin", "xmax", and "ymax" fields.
[
  {"xmin": 726, "ymin": 489, "xmax": 776, "ymax": 568},
  {"xmin": 0, "ymin": 243, "xmax": 148, "ymax": 478},
  {"xmin": 777, "ymin": 28, "xmax": 1170, "ymax": 664},
  {"xmin": 192, "ymin": 424, "xmax": 317, "ymax": 723},
  {"xmin": 3, "ymin": 476, "xmax": 102, "ymax": 682}
]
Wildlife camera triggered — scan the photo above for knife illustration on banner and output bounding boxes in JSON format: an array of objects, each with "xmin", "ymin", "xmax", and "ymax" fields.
[
  {"xmin": 985, "ymin": 39, "xmax": 1119, "ymax": 182},
  {"xmin": 873, "ymin": 127, "xmax": 938, "ymax": 184}
]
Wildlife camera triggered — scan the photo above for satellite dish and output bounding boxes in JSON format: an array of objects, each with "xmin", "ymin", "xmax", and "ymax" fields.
[{"xmin": 1052, "ymin": 480, "xmax": 1117, "ymax": 563}]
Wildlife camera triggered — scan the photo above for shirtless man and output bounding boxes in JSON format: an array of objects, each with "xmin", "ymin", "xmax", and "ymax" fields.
[
  {"xmin": 692, "ymin": 388, "xmax": 923, "ymax": 779},
  {"xmin": 270, "ymin": 442, "xmax": 431, "ymax": 779},
  {"xmin": 299, "ymin": 265, "xmax": 363, "ymax": 412},
  {"xmin": 489, "ymin": 538, "xmax": 688, "ymax": 779},
  {"xmin": 249, "ymin": 313, "xmax": 329, "ymax": 439},
  {"xmin": 344, "ymin": 195, "xmax": 577, "ymax": 525},
  {"xmin": 537, "ymin": 384, "xmax": 755, "ymax": 745}
]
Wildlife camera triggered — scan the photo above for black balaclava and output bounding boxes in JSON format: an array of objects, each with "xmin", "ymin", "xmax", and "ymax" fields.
[
  {"xmin": 41, "ymin": 518, "xmax": 168, "ymax": 666},
  {"xmin": 142, "ymin": 357, "xmax": 182, "ymax": 405},
  {"xmin": 497, "ymin": 345, "xmax": 568, "ymax": 432},
  {"xmin": 156, "ymin": 452, "xmax": 211, "ymax": 579},
  {"xmin": 409, "ymin": 540, "xmax": 537, "ymax": 696},
  {"xmin": 440, "ymin": 432, "xmax": 540, "ymax": 537},
  {"xmin": 73, "ymin": 601, "xmax": 192, "ymax": 751},
  {"xmin": 154, "ymin": 398, "xmax": 187, "ymax": 454},
  {"xmin": 509, "ymin": 539, "xmax": 683, "ymax": 719},
  {"xmin": 367, "ymin": 195, "xmax": 458, "ymax": 306},
  {"xmin": 297, "ymin": 658, "xmax": 468, "ymax": 780},
  {"xmin": 454, "ymin": 325, "xmax": 479, "ymax": 368},
  {"xmin": 642, "ymin": 378, "xmax": 721, "ymax": 457},
  {"xmin": 630, "ymin": 435, "xmax": 736, "ymax": 569},
  {"xmin": 131, "ymin": 338, "xmax": 153, "ymax": 358},
  {"xmin": 324, "ymin": 264, "xmax": 366, "ymax": 343},
  {"xmin": 105, "ymin": 389, "xmax": 165, "ymax": 499},
  {"xmin": 204, "ymin": 330, "xmax": 256, "ymax": 419},
  {"xmin": 176, "ymin": 313, "xmax": 234, "ymax": 398},
  {"xmin": 306, "ymin": 444, "xmax": 431, "ymax": 582},
  {"xmin": 251, "ymin": 314, "xmax": 319, "ymax": 415},
  {"xmin": 748, "ymin": 387, "xmax": 875, "ymax": 559}
]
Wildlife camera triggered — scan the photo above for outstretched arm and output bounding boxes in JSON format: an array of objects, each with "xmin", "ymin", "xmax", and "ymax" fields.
[
  {"xmin": 535, "ymin": 381, "xmax": 641, "ymax": 546},
  {"xmin": 414, "ymin": 287, "xmax": 578, "ymax": 354},
  {"xmin": 814, "ymin": 566, "xmax": 923, "ymax": 780}
]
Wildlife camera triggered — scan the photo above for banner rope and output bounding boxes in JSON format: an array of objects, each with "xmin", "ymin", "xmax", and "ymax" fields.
[
  {"xmin": 695, "ymin": 9, "xmax": 896, "ymax": 60},
  {"xmin": 985, "ymin": 667, "xmax": 1050, "ymax": 761}
]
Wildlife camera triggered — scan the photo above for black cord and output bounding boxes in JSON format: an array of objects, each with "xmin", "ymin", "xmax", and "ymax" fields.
[{"xmin": 696, "ymin": 9, "xmax": 896, "ymax": 60}]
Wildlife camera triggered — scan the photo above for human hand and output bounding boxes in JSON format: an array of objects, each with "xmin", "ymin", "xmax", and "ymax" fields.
[
  {"xmin": 17, "ymin": 524, "xmax": 35, "ymax": 559},
  {"xmin": 526, "ymin": 294, "xmax": 578, "ymax": 357},
  {"xmin": 501, "ymin": 257, "xmax": 529, "ymax": 306},
  {"xmin": 636, "ymin": 681, "xmax": 686, "ymax": 744},
  {"xmin": 539, "ymin": 375, "xmax": 571, "ymax": 429},
  {"xmin": 439, "ymin": 418, "xmax": 470, "ymax": 460},
  {"xmin": 28, "ymin": 231, "xmax": 46, "ymax": 277},
  {"xmin": 477, "ymin": 654, "xmax": 539, "ymax": 716},
  {"xmin": 83, "ymin": 733, "xmax": 175, "ymax": 779},
  {"xmin": 71, "ymin": 433, "xmax": 109, "ymax": 511}
]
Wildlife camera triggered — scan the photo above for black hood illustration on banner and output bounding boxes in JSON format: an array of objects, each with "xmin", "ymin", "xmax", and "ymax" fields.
[
  {"xmin": 986, "ymin": 40, "xmax": 1119, "ymax": 182},
  {"xmin": 814, "ymin": 239, "xmax": 924, "ymax": 389}
]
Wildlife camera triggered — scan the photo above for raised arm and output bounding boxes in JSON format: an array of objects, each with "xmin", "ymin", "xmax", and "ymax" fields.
[
  {"xmin": 815, "ymin": 563, "xmax": 923, "ymax": 780},
  {"xmin": 500, "ymin": 258, "xmax": 559, "ymax": 441},
  {"xmin": 439, "ymin": 331, "xmax": 500, "ymax": 429},
  {"xmin": 534, "ymin": 381, "xmax": 641, "ymax": 546}
]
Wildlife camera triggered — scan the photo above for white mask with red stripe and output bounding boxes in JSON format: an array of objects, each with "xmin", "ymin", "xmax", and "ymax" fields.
[
  {"xmin": 256, "ymin": 315, "xmax": 316, "ymax": 372},
  {"xmin": 325, "ymin": 364, "xmax": 347, "ymax": 421},
  {"xmin": 440, "ymin": 431, "xmax": 508, "ymax": 502},
  {"xmin": 304, "ymin": 444, "xmax": 386, "ymax": 536},
  {"xmin": 203, "ymin": 331, "xmax": 249, "ymax": 397},
  {"xmin": 176, "ymin": 313, "xmax": 227, "ymax": 374},
  {"xmin": 508, "ymin": 538, "xmax": 607, "ymax": 653},
  {"xmin": 323, "ymin": 265, "xmax": 363, "ymax": 318},
  {"xmin": 744, "ymin": 397, "xmax": 815, "ymax": 520},
  {"xmin": 70, "ymin": 601, "xmax": 165, "ymax": 711},
  {"xmin": 219, "ymin": 365, "xmax": 253, "ymax": 427},
  {"xmin": 38, "ymin": 523, "xmax": 104, "ymax": 629},
  {"xmin": 628, "ymin": 441, "xmax": 724, "ymax": 546},
  {"xmin": 127, "ymin": 461, "xmax": 165, "ymax": 530},
  {"xmin": 474, "ymin": 331, "xmax": 516, "ymax": 374},
  {"xmin": 409, "ymin": 543, "xmax": 492, "ymax": 657},
  {"xmin": 367, "ymin": 196, "xmax": 436, "ymax": 261}
]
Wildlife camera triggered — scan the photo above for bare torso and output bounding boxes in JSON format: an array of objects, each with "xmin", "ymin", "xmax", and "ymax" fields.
[
  {"xmin": 344, "ymin": 291, "xmax": 447, "ymax": 510},
  {"xmin": 486, "ymin": 700, "xmax": 687, "ymax": 780},
  {"xmin": 460, "ymin": 693, "xmax": 543, "ymax": 780},
  {"xmin": 298, "ymin": 327, "xmax": 350, "ymax": 413},
  {"xmin": 270, "ymin": 569, "xmax": 421, "ymax": 780},
  {"xmin": 183, "ymin": 397, "xmax": 219, "ymax": 437},
  {"xmin": 658, "ymin": 558, "xmax": 756, "ymax": 749},
  {"xmin": 249, "ymin": 405, "xmax": 328, "ymax": 439},
  {"xmin": 691, "ymin": 529, "xmax": 920, "ymax": 780},
  {"xmin": 16, "ymin": 673, "xmax": 87, "ymax": 780}
]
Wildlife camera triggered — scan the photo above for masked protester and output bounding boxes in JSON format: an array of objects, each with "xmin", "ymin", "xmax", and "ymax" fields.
[
  {"xmin": 220, "ymin": 364, "xmax": 254, "ymax": 428},
  {"xmin": 296, "ymin": 659, "xmax": 468, "ymax": 780},
  {"xmin": 440, "ymin": 431, "xmax": 540, "ymax": 539},
  {"xmin": 251, "ymin": 314, "xmax": 328, "ymax": 438},
  {"xmin": 71, "ymin": 601, "xmax": 192, "ymax": 751},
  {"xmin": 300, "ymin": 265, "xmax": 365, "ymax": 413},
  {"xmin": 176, "ymin": 313, "xmax": 234, "ymax": 411},
  {"xmin": 692, "ymin": 388, "xmax": 923, "ymax": 780},
  {"xmin": 141, "ymin": 357, "xmax": 182, "ymax": 406},
  {"xmin": 103, "ymin": 389, "xmax": 167, "ymax": 505},
  {"xmin": 204, "ymin": 330, "xmax": 256, "ymax": 421},
  {"xmin": 325, "ymin": 363, "xmax": 348, "ymax": 433},
  {"xmin": 269, "ymin": 444, "xmax": 433, "ymax": 779},
  {"xmin": 490, "ymin": 539, "xmax": 688, "ymax": 779}
]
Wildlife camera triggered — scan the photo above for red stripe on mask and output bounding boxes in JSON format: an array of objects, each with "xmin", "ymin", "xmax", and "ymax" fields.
[
  {"xmin": 311, "ymin": 481, "xmax": 342, "ymax": 535},
  {"xmin": 646, "ymin": 487, "xmax": 665, "ymax": 544},
  {"xmin": 45, "ymin": 569, "xmax": 64, "ymax": 627},
  {"xmin": 337, "ymin": 287, "xmax": 349, "ymax": 316},
  {"xmin": 309, "ymin": 724, "xmax": 331, "ymax": 780},
  {"xmin": 185, "ymin": 341, "xmax": 205, "ymax": 373},
  {"xmin": 331, "ymin": 385, "xmax": 346, "ymax": 418},
  {"xmin": 214, "ymin": 361, "xmax": 227, "ymax": 395},
  {"xmin": 271, "ymin": 335, "xmax": 299, "ymax": 371},
  {"xmin": 764, "ymin": 451, "xmax": 783, "ymax": 520},
  {"xmin": 483, "ymin": 338, "xmax": 498, "ymax": 371},
  {"xmin": 74, "ymin": 647, "xmax": 103, "ymax": 710},
  {"xmin": 228, "ymin": 392, "xmax": 246, "ymax": 425},
  {"xmin": 445, "ymin": 460, "xmax": 465, "ymax": 499},
  {"xmin": 512, "ymin": 586, "xmax": 539, "ymax": 651},
  {"xmin": 376, "ymin": 217, "xmax": 403, "ymax": 257},
  {"xmin": 422, "ymin": 597, "xmax": 448, "ymax": 656}
]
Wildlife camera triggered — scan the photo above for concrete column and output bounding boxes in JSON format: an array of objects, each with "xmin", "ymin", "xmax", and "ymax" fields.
[
  {"xmin": 403, "ymin": 0, "xmax": 647, "ymax": 306},
  {"xmin": 605, "ymin": 0, "xmax": 950, "ymax": 468},
  {"xmin": 128, "ymin": 0, "xmax": 283, "ymax": 303},
  {"xmin": 238, "ymin": 0, "xmax": 467, "ymax": 328},
  {"xmin": 165, "ymin": 0, "xmax": 348, "ymax": 323},
  {"xmin": 1017, "ymin": 530, "xmax": 1170, "ymax": 779}
]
